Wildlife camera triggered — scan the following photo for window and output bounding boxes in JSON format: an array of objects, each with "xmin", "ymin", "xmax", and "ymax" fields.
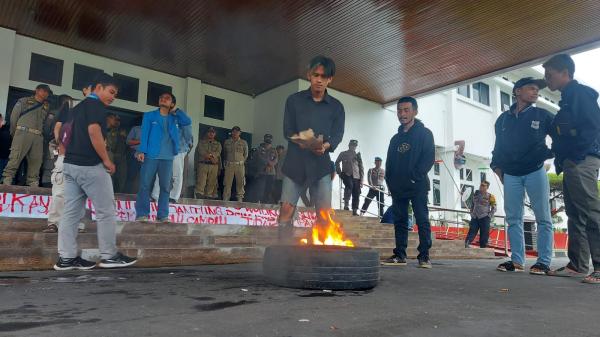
[
  {"xmin": 434, "ymin": 162, "xmax": 440, "ymax": 176},
  {"xmin": 461, "ymin": 184, "xmax": 474, "ymax": 209},
  {"xmin": 204, "ymin": 95, "xmax": 225, "ymax": 121},
  {"xmin": 459, "ymin": 168, "xmax": 464, "ymax": 180},
  {"xmin": 457, "ymin": 85, "xmax": 470, "ymax": 98},
  {"xmin": 472, "ymin": 82, "xmax": 490, "ymax": 106},
  {"xmin": 500, "ymin": 91, "xmax": 511, "ymax": 111},
  {"xmin": 433, "ymin": 179, "xmax": 441, "ymax": 206},
  {"xmin": 72, "ymin": 63, "xmax": 103, "ymax": 91},
  {"xmin": 29, "ymin": 53, "xmax": 63, "ymax": 86},
  {"xmin": 113, "ymin": 73, "xmax": 139, "ymax": 102},
  {"xmin": 147, "ymin": 81, "xmax": 172, "ymax": 106},
  {"xmin": 480, "ymin": 172, "xmax": 487, "ymax": 184},
  {"xmin": 465, "ymin": 168, "xmax": 473, "ymax": 181}
]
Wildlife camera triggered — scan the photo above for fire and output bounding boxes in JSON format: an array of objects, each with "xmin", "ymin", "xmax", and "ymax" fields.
[{"xmin": 300, "ymin": 209, "xmax": 354, "ymax": 247}]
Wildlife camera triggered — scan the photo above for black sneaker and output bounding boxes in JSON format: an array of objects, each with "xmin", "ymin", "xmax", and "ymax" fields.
[
  {"xmin": 381, "ymin": 255, "xmax": 407, "ymax": 266},
  {"xmin": 418, "ymin": 258, "xmax": 432, "ymax": 269},
  {"xmin": 98, "ymin": 252, "xmax": 137, "ymax": 268},
  {"xmin": 529, "ymin": 262, "xmax": 551, "ymax": 275},
  {"xmin": 53, "ymin": 256, "xmax": 96, "ymax": 271}
]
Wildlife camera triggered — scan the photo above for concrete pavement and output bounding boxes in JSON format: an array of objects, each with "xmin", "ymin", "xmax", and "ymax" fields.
[{"xmin": 0, "ymin": 258, "xmax": 598, "ymax": 337}]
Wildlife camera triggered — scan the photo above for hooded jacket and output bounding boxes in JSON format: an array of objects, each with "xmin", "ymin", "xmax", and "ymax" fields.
[
  {"xmin": 385, "ymin": 119, "xmax": 435, "ymax": 198},
  {"xmin": 138, "ymin": 108, "xmax": 192, "ymax": 159},
  {"xmin": 550, "ymin": 80, "xmax": 600, "ymax": 173},
  {"xmin": 490, "ymin": 104, "xmax": 554, "ymax": 176}
]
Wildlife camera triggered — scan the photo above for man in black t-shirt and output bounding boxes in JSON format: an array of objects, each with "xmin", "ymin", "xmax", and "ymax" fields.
[{"xmin": 54, "ymin": 73, "xmax": 137, "ymax": 271}]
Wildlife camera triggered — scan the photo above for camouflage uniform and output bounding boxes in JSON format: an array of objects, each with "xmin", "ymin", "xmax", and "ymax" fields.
[{"xmin": 2, "ymin": 96, "xmax": 49, "ymax": 186}]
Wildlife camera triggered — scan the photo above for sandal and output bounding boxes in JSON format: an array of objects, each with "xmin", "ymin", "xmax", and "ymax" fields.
[
  {"xmin": 582, "ymin": 271, "xmax": 600, "ymax": 284},
  {"xmin": 529, "ymin": 262, "xmax": 550, "ymax": 275},
  {"xmin": 546, "ymin": 264, "xmax": 585, "ymax": 277},
  {"xmin": 497, "ymin": 261, "xmax": 524, "ymax": 272},
  {"xmin": 42, "ymin": 224, "xmax": 58, "ymax": 233}
]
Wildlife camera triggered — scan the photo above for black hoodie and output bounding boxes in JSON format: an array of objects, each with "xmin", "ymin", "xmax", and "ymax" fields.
[
  {"xmin": 550, "ymin": 80, "xmax": 600, "ymax": 173},
  {"xmin": 385, "ymin": 119, "xmax": 435, "ymax": 198}
]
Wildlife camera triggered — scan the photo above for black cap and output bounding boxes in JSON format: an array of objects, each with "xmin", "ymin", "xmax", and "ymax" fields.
[
  {"xmin": 375, "ymin": 157, "xmax": 382, "ymax": 161},
  {"xmin": 264, "ymin": 134, "xmax": 273, "ymax": 144},
  {"xmin": 232, "ymin": 126, "xmax": 241, "ymax": 131},
  {"xmin": 513, "ymin": 77, "xmax": 546, "ymax": 94},
  {"xmin": 349, "ymin": 139, "xmax": 358, "ymax": 146},
  {"xmin": 36, "ymin": 84, "xmax": 52, "ymax": 95}
]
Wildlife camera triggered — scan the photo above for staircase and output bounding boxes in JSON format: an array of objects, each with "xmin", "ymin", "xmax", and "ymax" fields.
[{"xmin": 0, "ymin": 186, "xmax": 496, "ymax": 271}]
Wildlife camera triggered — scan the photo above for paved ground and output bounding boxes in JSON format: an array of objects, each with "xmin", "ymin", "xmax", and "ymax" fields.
[{"xmin": 0, "ymin": 258, "xmax": 598, "ymax": 337}]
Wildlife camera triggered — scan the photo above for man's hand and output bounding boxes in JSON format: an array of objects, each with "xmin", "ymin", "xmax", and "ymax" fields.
[
  {"xmin": 103, "ymin": 159, "xmax": 116, "ymax": 175},
  {"xmin": 312, "ymin": 142, "xmax": 331, "ymax": 156},
  {"xmin": 136, "ymin": 153, "xmax": 145, "ymax": 163},
  {"xmin": 494, "ymin": 168, "xmax": 504, "ymax": 184}
]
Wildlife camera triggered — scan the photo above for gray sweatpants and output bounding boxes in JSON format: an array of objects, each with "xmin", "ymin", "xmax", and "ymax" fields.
[
  {"xmin": 563, "ymin": 156, "xmax": 600, "ymax": 272},
  {"xmin": 58, "ymin": 163, "xmax": 117, "ymax": 259}
]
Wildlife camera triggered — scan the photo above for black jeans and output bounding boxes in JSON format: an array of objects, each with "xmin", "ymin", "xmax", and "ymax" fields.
[
  {"xmin": 341, "ymin": 174, "xmax": 361, "ymax": 210},
  {"xmin": 465, "ymin": 216, "xmax": 491, "ymax": 248},
  {"xmin": 361, "ymin": 188, "xmax": 385, "ymax": 216},
  {"xmin": 248, "ymin": 174, "xmax": 275, "ymax": 203},
  {"xmin": 391, "ymin": 192, "xmax": 431, "ymax": 260}
]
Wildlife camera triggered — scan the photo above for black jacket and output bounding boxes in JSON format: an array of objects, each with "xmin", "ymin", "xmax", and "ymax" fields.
[
  {"xmin": 281, "ymin": 89, "xmax": 345, "ymax": 186},
  {"xmin": 491, "ymin": 104, "xmax": 554, "ymax": 176},
  {"xmin": 550, "ymin": 80, "xmax": 600, "ymax": 173},
  {"xmin": 385, "ymin": 120, "xmax": 435, "ymax": 198}
]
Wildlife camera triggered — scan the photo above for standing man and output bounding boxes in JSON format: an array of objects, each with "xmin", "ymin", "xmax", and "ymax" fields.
[
  {"xmin": 248, "ymin": 134, "xmax": 278, "ymax": 203},
  {"xmin": 135, "ymin": 92, "xmax": 191, "ymax": 222},
  {"xmin": 55, "ymin": 73, "xmax": 136, "ymax": 270},
  {"xmin": 222, "ymin": 126, "xmax": 248, "ymax": 202},
  {"xmin": 2, "ymin": 84, "xmax": 52, "ymax": 186},
  {"xmin": 360, "ymin": 157, "xmax": 386, "ymax": 217},
  {"xmin": 106, "ymin": 113, "xmax": 128, "ymax": 193},
  {"xmin": 153, "ymin": 111, "xmax": 193, "ymax": 202},
  {"xmin": 544, "ymin": 54, "xmax": 600, "ymax": 284},
  {"xmin": 41, "ymin": 95, "xmax": 71, "ymax": 187},
  {"xmin": 382, "ymin": 97, "xmax": 435, "ymax": 268},
  {"xmin": 277, "ymin": 55, "xmax": 345, "ymax": 243},
  {"xmin": 272, "ymin": 145, "xmax": 286, "ymax": 203},
  {"xmin": 491, "ymin": 77, "xmax": 554, "ymax": 274},
  {"xmin": 194, "ymin": 127, "xmax": 222, "ymax": 199},
  {"xmin": 335, "ymin": 140, "xmax": 364, "ymax": 215},
  {"xmin": 126, "ymin": 117, "xmax": 143, "ymax": 194},
  {"xmin": 465, "ymin": 180, "xmax": 496, "ymax": 248}
]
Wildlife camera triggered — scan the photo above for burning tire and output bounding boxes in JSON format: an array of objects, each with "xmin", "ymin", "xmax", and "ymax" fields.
[{"xmin": 263, "ymin": 245, "xmax": 380, "ymax": 290}]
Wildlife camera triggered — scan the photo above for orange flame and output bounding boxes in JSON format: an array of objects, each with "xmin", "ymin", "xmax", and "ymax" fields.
[{"xmin": 300, "ymin": 209, "xmax": 354, "ymax": 247}]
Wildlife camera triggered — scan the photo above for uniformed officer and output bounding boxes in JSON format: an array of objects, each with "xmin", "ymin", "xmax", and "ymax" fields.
[
  {"xmin": 2, "ymin": 84, "xmax": 52, "ymax": 186},
  {"xmin": 247, "ymin": 134, "xmax": 278, "ymax": 203},
  {"xmin": 222, "ymin": 126, "xmax": 248, "ymax": 201},
  {"xmin": 335, "ymin": 139, "xmax": 364, "ymax": 215},
  {"xmin": 106, "ymin": 113, "xmax": 128, "ymax": 192},
  {"xmin": 195, "ymin": 127, "xmax": 222, "ymax": 199}
]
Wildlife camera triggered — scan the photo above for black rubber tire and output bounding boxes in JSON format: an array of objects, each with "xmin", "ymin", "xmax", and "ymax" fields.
[{"xmin": 263, "ymin": 245, "xmax": 380, "ymax": 290}]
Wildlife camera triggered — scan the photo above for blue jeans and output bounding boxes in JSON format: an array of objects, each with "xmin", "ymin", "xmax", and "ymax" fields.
[
  {"xmin": 504, "ymin": 167, "xmax": 553, "ymax": 266},
  {"xmin": 280, "ymin": 175, "xmax": 332, "ymax": 211},
  {"xmin": 391, "ymin": 192, "xmax": 431, "ymax": 260},
  {"xmin": 135, "ymin": 158, "xmax": 173, "ymax": 219}
]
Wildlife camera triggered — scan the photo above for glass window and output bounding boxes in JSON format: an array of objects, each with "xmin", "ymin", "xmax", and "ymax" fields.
[
  {"xmin": 457, "ymin": 85, "xmax": 470, "ymax": 98},
  {"xmin": 461, "ymin": 184, "xmax": 474, "ymax": 209},
  {"xmin": 466, "ymin": 168, "xmax": 473, "ymax": 181},
  {"xmin": 113, "ymin": 73, "xmax": 139, "ymax": 102},
  {"xmin": 147, "ymin": 81, "xmax": 172, "ymax": 107},
  {"xmin": 29, "ymin": 53, "xmax": 63, "ymax": 86},
  {"xmin": 434, "ymin": 162, "xmax": 440, "ymax": 176},
  {"xmin": 500, "ymin": 91, "xmax": 511, "ymax": 111},
  {"xmin": 480, "ymin": 172, "xmax": 487, "ymax": 184},
  {"xmin": 433, "ymin": 179, "xmax": 441, "ymax": 206},
  {"xmin": 473, "ymin": 82, "xmax": 490, "ymax": 106},
  {"xmin": 204, "ymin": 95, "xmax": 225, "ymax": 121},
  {"xmin": 72, "ymin": 63, "xmax": 103, "ymax": 91}
]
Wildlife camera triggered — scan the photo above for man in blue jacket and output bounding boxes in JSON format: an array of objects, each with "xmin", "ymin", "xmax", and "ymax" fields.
[
  {"xmin": 382, "ymin": 96, "xmax": 435, "ymax": 268},
  {"xmin": 135, "ymin": 92, "xmax": 191, "ymax": 222},
  {"xmin": 492, "ymin": 77, "xmax": 554, "ymax": 274},
  {"xmin": 544, "ymin": 54, "xmax": 600, "ymax": 284}
]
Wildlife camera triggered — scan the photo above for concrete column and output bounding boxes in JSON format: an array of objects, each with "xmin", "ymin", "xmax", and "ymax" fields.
[
  {"xmin": 182, "ymin": 77, "xmax": 203, "ymax": 192},
  {"xmin": 0, "ymin": 27, "xmax": 16, "ymax": 117}
]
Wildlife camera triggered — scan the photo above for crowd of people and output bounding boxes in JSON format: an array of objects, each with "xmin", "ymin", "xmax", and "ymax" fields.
[{"xmin": 0, "ymin": 53, "xmax": 598, "ymax": 284}]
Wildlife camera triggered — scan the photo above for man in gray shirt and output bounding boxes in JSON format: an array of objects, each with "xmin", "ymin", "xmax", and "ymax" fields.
[
  {"xmin": 465, "ymin": 180, "xmax": 497, "ymax": 248},
  {"xmin": 335, "ymin": 139, "xmax": 364, "ymax": 215}
]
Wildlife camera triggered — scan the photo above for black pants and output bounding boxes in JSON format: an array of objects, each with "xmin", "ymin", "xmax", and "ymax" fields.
[
  {"xmin": 361, "ymin": 188, "xmax": 385, "ymax": 216},
  {"xmin": 272, "ymin": 179, "xmax": 283, "ymax": 204},
  {"xmin": 465, "ymin": 216, "xmax": 491, "ymax": 248},
  {"xmin": 341, "ymin": 175, "xmax": 361, "ymax": 210},
  {"xmin": 247, "ymin": 174, "xmax": 275, "ymax": 203},
  {"xmin": 391, "ymin": 192, "xmax": 431, "ymax": 260}
]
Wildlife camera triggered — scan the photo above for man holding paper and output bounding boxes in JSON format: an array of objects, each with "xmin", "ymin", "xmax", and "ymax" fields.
[{"xmin": 277, "ymin": 55, "xmax": 346, "ymax": 243}]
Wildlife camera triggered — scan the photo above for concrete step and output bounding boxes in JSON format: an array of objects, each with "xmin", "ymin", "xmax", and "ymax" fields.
[{"xmin": 0, "ymin": 247, "xmax": 264, "ymax": 271}]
